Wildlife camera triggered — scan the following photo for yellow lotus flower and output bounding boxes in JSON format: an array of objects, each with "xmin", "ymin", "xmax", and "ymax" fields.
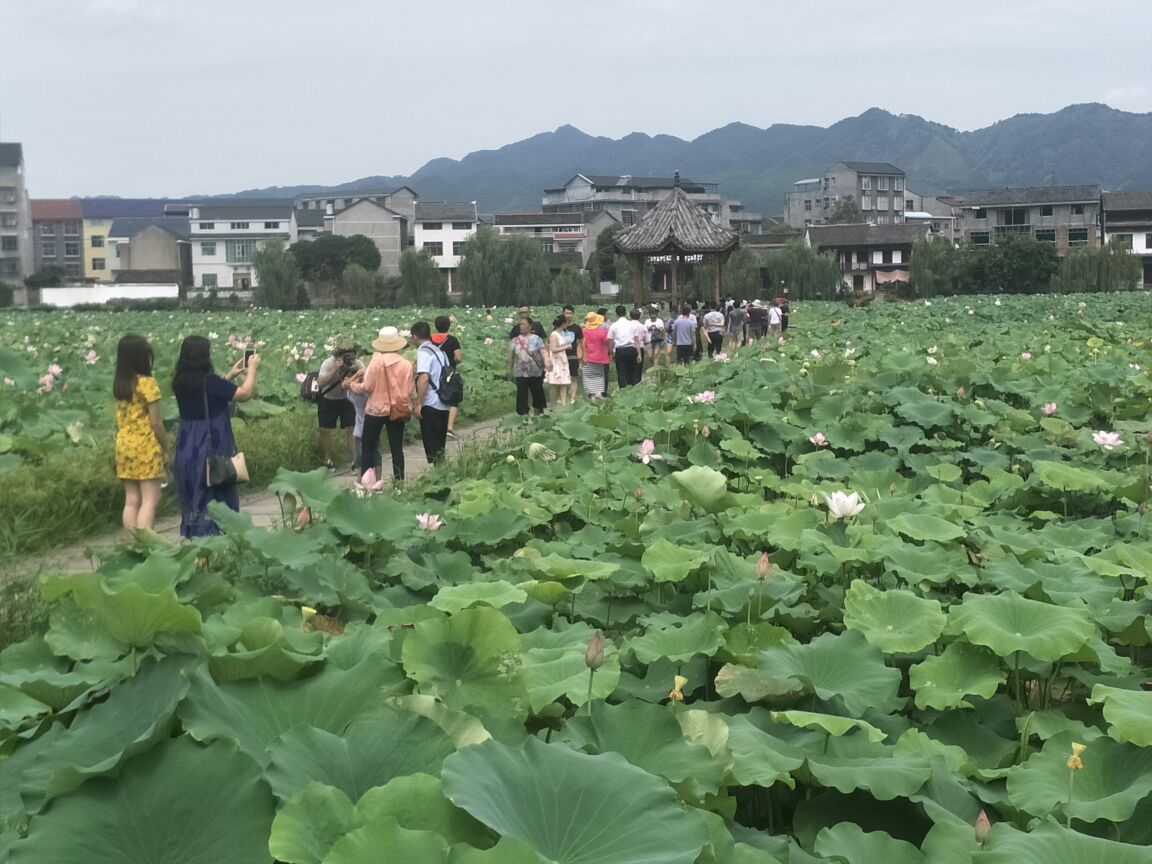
[{"xmin": 668, "ymin": 675, "xmax": 688, "ymax": 702}]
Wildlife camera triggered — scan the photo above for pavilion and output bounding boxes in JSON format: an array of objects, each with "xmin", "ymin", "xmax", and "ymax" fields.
[{"xmin": 612, "ymin": 173, "xmax": 739, "ymax": 306}]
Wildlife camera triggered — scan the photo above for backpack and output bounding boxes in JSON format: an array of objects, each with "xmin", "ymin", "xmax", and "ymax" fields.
[
  {"xmin": 300, "ymin": 371, "xmax": 321, "ymax": 402},
  {"xmin": 419, "ymin": 344, "xmax": 464, "ymax": 407}
]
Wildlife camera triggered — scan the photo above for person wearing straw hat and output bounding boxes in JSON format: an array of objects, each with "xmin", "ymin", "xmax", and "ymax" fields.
[
  {"xmin": 348, "ymin": 326, "xmax": 413, "ymax": 482},
  {"xmin": 316, "ymin": 335, "xmax": 363, "ymax": 471},
  {"xmin": 581, "ymin": 310, "xmax": 610, "ymax": 399}
]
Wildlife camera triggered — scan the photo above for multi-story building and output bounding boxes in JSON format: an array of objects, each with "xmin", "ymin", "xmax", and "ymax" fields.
[
  {"xmin": 785, "ymin": 162, "xmax": 907, "ymax": 229},
  {"xmin": 1102, "ymin": 190, "xmax": 1152, "ymax": 287},
  {"xmin": 188, "ymin": 201, "xmax": 295, "ymax": 290},
  {"xmin": 937, "ymin": 185, "xmax": 1101, "ymax": 254},
  {"xmin": 413, "ymin": 202, "xmax": 477, "ymax": 293},
  {"xmin": 31, "ymin": 199, "xmax": 85, "ymax": 280},
  {"xmin": 295, "ymin": 187, "xmax": 418, "ymax": 225},
  {"xmin": 80, "ymin": 200, "xmax": 168, "ymax": 281},
  {"xmin": 806, "ymin": 222, "xmax": 929, "ymax": 293},
  {"xmin": 107, "ymin": 216, "xmax": 192, "ymax": 285},
  {"xmin": 492, "ymin": 210, "xmax": 618, "ymax": 268},
  {"xmin": 543, "ymin": 173, "xmax": 748, "ymax": 230},
  {"xmin": 329, "ymin": 199, "xmax": 409, "ymax": 278},
  {"xmin": 0, "ymin": 143, "xmax": 34, "ymax": 283}
]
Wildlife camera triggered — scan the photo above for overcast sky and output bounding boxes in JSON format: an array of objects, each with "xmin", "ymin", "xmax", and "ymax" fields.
[{"xmin": 4, "ymin": 0, "xmax": 1150, "ymax": 197}]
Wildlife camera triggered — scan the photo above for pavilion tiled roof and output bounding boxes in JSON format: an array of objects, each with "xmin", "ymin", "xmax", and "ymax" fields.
[{"xmin": 613, "ymin": 187, "xmax": 738, "ymax": 254}]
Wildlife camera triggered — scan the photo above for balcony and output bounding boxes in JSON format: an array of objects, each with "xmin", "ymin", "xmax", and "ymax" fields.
[{"xmin": 994, "ymin": 224, "xmax": 1032, "ymax": 237}]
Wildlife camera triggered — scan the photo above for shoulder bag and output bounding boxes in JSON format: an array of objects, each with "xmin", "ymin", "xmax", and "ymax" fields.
[{"xmin": 203, "ymin": 388, "xmax": 249, "ymax": 487}]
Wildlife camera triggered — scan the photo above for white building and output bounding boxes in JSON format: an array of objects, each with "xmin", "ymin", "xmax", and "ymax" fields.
[
  {"xmin": 188, "ymin": 201, "xmax": 296, "ymax": 290},
  {"xmin": 1102, "ymin": 190, "xmax": 1152, "ymax": 287},
  {"xmin": 493, "ymin": 210, "xmax": 618, "ymax": 268},
  {"xmin": 413, "ymin": 202, "xmax": 478, "ymax": 293}
]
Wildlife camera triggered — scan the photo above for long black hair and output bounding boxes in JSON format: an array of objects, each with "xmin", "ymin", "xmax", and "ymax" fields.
[
  {"xmin": 171, "ymin": 335, "xmax": 214, "ymax": 399},
  {"xmin": 113, "ymin": 334, "xmax": 154, "ymax": 401}
]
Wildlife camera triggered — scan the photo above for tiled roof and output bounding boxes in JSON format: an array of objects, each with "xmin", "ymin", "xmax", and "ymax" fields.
[
  {"xmin": 1103, "ymin": 190, "xmax": 1152, "ymax": 211},
  {"xmin": 31, "ymin": 199, "xmax": 83, "ymax": 221},
  {"xmin": 559, "ymin": 174, "xmax": 712, "ymax": 194},
  {"xmin": 294, "ymin": 209, "xmax": 326, "ymax": 227},
  {"xmin": 415, "ymin": 202, "xmax": 477, "ymax": 221},
  {"xmin": 108, "ymin": 216, "xmax": 191, "ymax": 240},
  {"xmin": 613, "ymin": 187, "xmax": 739, "ymax": 254},
  {"xmin": 195, "ymin": 200, "xmax": 296, "ymax": 220},
  {"xmin": 807, "ymin": 223, "xmax": 927, "ymax": 248},
  {"xmin": 940, "ymin": 185, "xmax": 1101, "ymax": 207},
  {"xmin": 836, "ymin": 161, "xmax": 905, "ymax": 175},
  {"xmin": 0, "ymin": 143, "xmax": 23, "ymax": 167},
  {"xmin": 81, "ymin": 198, "xmax": 171, "ymax": 218}
]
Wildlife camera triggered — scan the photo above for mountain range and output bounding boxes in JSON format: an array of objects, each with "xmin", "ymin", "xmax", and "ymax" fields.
[{"xmin": 220, "ymin": 103, "xmax": 1152, "ymax": 215}]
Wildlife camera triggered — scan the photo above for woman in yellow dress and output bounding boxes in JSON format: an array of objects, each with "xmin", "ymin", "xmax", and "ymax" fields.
[{"xmin": 114, "ymin": 334, "xmax": 168, "ymax": 530}]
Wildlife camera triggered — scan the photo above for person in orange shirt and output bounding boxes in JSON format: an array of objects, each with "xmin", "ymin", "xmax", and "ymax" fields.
[
  {"xmin": 348, "ymin": 327, "xmax": 414, "ymax": 481},
  {"xmin": 430, "ymin": 315, "xmax": 463, "ymax": 439}
]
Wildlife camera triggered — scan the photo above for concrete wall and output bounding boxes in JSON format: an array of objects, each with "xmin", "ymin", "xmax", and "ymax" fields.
[
  {"xmin": 0, "ymin": 163, "xmax": 34, "ymax": 282},
  {"xmin": 38, "ymin": 283, "xmax": 179, "ymax": 307},
  {"xmin": 332, "ymin": 200, "xmax": 404, "ymax": 276},
  {"xmin": 123, "ymin": 225, "xmax": 184, "ymax": 271}
]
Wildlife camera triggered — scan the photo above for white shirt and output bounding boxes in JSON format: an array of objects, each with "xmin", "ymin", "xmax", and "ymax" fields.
[
  {"xmin": 608, "ymin": 318, "xmax": 644, "ymax": 350},
  {"xmin": 768, "ymin": 305, "xmax": 783, "ymax": 326},
  {"xmin": 704, "ymin": 310, "xmax": 725, "ymax": 332}
]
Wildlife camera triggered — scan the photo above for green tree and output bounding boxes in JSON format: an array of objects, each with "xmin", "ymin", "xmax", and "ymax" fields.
[
  {"xmin": 761, "ymin": 241, "xmax": 840, "ymax": 300},
  {"xmin": 459, "ymin": 228, "xmax": 550, "ymax": 306},
  {"xmin": 253, "ymin": 238, "xmax": 303, "ymax": 309},
  {"xmin": 956, "ymin": 233, "xmax": 1059, "ymax": 294},
  {"xmin": 588, "ymin": 223, "xmax": 625, "ymax": 283},
  {"xmin": 724, "ymin": 246, "xmax": 762, "ymax": 301},
  {"xmin": 551, "ymin": 267, "xmax": 590, "ymax": 305},
  {"xmin": 24, "ymin": 266, "xmax": 65, "ymax": 289},
  {"xmin": 291, "ymin": 234, "xmax": 381, "ymax": 283},
  {"xmin": 0, "ymin": 281, "xmax": 14, "ymax": 308},
  {"xmin": 458, "ymin": 226, "xmax": 504, "ymax": 306},
  {"xmin": 1052, "ymin": 238, "xmax": 1142, "ymax": 293},
  {"xmin": 827, "ymin": 195, "xmax": 865, "ymax": 224},
  {"xmin": 909, "ymin": 236, "xmax": 958, "ymax": 298},
  {"xmin": 341, "ymin": 263, "xmax": 379, "ymax": 307},
  {"xmin": 399, "ymin": 247, "xmax": 446, "ymax": 305}
]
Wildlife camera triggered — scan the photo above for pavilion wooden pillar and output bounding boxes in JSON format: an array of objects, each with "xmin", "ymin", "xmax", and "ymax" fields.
[
  {"xmin": 670, "ymin": 251, "xmax": 680, "ymax": 309},
  {"xmin": 714, "ymin": 249, "xmax": 732, "ymax": 304}
]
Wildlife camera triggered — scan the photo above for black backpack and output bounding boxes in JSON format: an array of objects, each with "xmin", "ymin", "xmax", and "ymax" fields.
[{"xmin": 420, "ymin": 344, "xmax": 464, "ymax": 407}]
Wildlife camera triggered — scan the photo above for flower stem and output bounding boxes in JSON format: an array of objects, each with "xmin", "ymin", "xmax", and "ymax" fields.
[
  {"xmin": 586, "ymin": 668, "xmax": 596, "ymax": 717},
  {"xmin": 1067, "ymin": 770, "xmax": 1074, "ymax": 828}
]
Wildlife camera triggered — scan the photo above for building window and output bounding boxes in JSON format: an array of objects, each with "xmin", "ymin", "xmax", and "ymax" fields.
[
  {"xmin": 0, "ymin": 236, "xmax": 16, "ymax": 252},
  {"xmin": 1112, "ymin": 233, "xmax": 1133, "ymax": 249},
  {"xmin": 199, "ymin": 222, "xmax": 215, "ymax": 230},
  {"xmin": 894, "ymin": 197, "xmax": 904, "ymax": 210},
  {"xmin": 882, "ymin": 250, "xmax": 893, "ymax": 263},
  {"xmin": 905, "ymin": 199, "xmax": 914, "ymax": 210},
  {"xmin": 451, "ymin": 222, "xmax": 472, "ymax": 230},
  {"xmin": 264, "ymin": 221, "xmax": 280, "ymax": 229},
  {"xmin": 64, "ymin": 221, "xmax": 80, "ymax": 236},
  {"xmin": 65, "ymin": 263, "xmax": 82, "ymax": 278},
  {"xmin": 422, "ymin": 222, "xmax": 442, "ymax": 231},
  {"xmin": 1, "ymin": 212, "xmax": 18, "ymax": 228},
  {"xmin": 91, "ymin": 235, "xmax": 104, "ymax": 248},
  {"xmin": 64, "ymin": 241, "xmax": 81, "ymax": 257},
  {"xmin": 41, "ymin": 221, "xmax": 55, "ymax": 236},
  {"xmin": 878, "ymin": 176, "xmax": 889, "ymax": 191},
  {"xmin": 856, "ymin": 251, "xmax": 868, "ymax": 265},
  {"xmin": 225, "ymin": 239, "xmax": 258, "ymax": 263},
  {"xmin": 877, "ymin": 196, "xmax": 889, "ymax": 210},
  {"xmin": 0, "ymin": 259, "xmax": 18, "ymax": 276},
  {"xmin": 1068, "ymin": 228, "xmax": 1089, "ymax": 245},
  {"xmin": 970, "ymin": 231, "xmax": 990, "ymax": 246},
  {"xmin": 202, "ymin": 274, "xmax": 218, "ymax": 289},
  {"xmin": 201, "ymin": 242, "xmax": 217, "ymax": 256},
  {"xmin": 453, "ymin": 241, "xmax": 465, "ymax": 256},
  {"xmin": 1002, "ymin": 208, "xmax": 1029, "ymax": 226},
  {"xmin": 861, "ymin": 195, "xmax": 872, "ymax": 210},
  {"xmin": 1041, "ymin": 205, "xmax": 1053, "ymax": 217},
  {"xmin": 92, "ymin": 257, "xmax": 106, "ymax": 271},
  {"xmin": 861, "ymin": 176, "xmax": 871, "ymax": 191},
  {"xmin": 1071, "ymin": 204, "xmax": 1085, "ymax": 216},
  {"xmin": 973, "ymin": 208, "xmax": 987, "ymax": 220},
  {"xmin": 230, "ymin": 222, "xmax": 250, "ymax": 230},
  {"xmin": 876, "ymin": 214, "xmax": 889, "ymax": 225},
  {"xmin": 1146, "ymin": 233, "xmax": 1152, "ymax": 248},
  {"xmin": 423, "ymin": 242, "xmax": 444, "ymax": 256},
  {"xmin": 803, "ymin": 199, "xmax": 812, "ymax": 211},
  {"xmin": 42, "ymin": 242, "xmax": 56, "ymax": 257},
  {"xmin": 1035, "ymin": 229, "xmax": 1056, "ymax": 244},
  {"xmin": 0, "ymin": 187, "xmax": 16, "ymax": 204},
  {"xmin": 540, "ymin": 242, "xmax": 554, "ymax": 253},
  {"xmin": 894, "ymin": 177, "xmax": 904, "ymax": 191}
]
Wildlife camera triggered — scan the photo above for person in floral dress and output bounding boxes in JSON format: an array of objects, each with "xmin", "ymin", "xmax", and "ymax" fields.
[{"xmin": 113, "ymin": 334, "xmax": 168, "ymax": 531}]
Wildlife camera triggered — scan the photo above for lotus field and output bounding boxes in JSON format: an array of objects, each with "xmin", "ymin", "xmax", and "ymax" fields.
[{"xmin": 2, "ymin": 293, "xmax": 1152, "ymax": 864}]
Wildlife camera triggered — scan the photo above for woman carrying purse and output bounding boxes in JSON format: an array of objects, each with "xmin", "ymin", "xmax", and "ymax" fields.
[{"xmin": 348, "ymin": 326, "xmax": 414, "ymax": 482}]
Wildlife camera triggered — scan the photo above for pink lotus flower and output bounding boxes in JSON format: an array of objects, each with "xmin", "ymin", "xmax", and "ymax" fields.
[
  {"xmin": 636, "ymin": 439, "xmax": 663, "ymax": 465},
  {"xmin": 302, "ymin": 345, "xmax": 315, "ymax": 360},
  {"xmin": 585, "ymin": 631, "xmax": 605, "ymax": 670},
  {"xmin": 355, "ymin": 467, "xmax": 386, "ymax": 493},
  {"xmin": 975, "ymin": 809, "xmax": 991, "ymax": 844},
  {"xmin": 84, "ymin": 349, "xmax": 99, "ymax": 365},
  {"xmin": 48, "ymin": 364, "xmax": 63, "ymax": 377},
  {"xmin": 956, "ymin": 386, "xmax": 966, "ymax": 396},
  {"xmin": 810, "ymin": 350, "xmax": 821, "ymax": 359},
  {"xmin": 1041, "ymin": 402, "xmax": 1057, "ymax": 415},
  {"xmin": 295, "ymin": 372, "xmax": 308, "ymax": 383},
  {"xmin": 1020, "ymin": 352, "xmax": 1033, "ymax": 360},
  {"xmin": 700, "ymin": 425, "xmax": 711, "ymax": 438},
  {"xmin": 37, "ymin": 374, "xmax": 54, "ymax": 393},
  {"xmin": 416, "ymin": 512, "xmax": 444, "ymax": 532},
  {"xmin": 809, "ymin": 432, "xmax": 828, "ymax": 446},
  {"xmin": 295, "ymin": 507, "xmax": 311, "ymax": 531},
  {"xmin": 1092, "ymin": 431, "xmax": 1124, "ymax": 451},
  {"xmin": 756, "ymin": 552, "xmax": 773, "ymax": 580},
  {"xmin": 691, "ymin": 390, "xmax": 716, "ymax": 404}
]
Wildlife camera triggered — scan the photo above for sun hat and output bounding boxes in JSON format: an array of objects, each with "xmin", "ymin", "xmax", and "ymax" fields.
[
  {"xmin": 333, "ymin": 335, "xmax": 359, "ymax": 353},
  {"xmin": 371, "ymin": 326, "xmax": 407, "ymax": 353},
  {"xmin": 583, "ymin": 311, "xmax": 605, "ymax": 329}
]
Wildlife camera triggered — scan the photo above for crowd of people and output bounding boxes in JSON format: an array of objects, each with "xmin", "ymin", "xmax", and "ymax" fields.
[{"xmin": 110, "ymin": 296, "xmax": 790, "ymax": 539}]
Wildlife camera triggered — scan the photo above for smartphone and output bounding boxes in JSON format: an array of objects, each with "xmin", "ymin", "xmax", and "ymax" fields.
[{"xmin": 243, "ymin": 348, "xmax": 255, "ymax": 368}]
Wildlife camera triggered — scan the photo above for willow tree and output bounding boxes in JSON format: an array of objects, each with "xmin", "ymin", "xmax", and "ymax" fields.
[
  {"xmin": 1052, "ymin": 238, "xmax": 1142, "ymax": 293},
  {"xmin": 761, "ymin": 241, "xmax": 839, "ymax": 300},
  {"xmin": 910, "ymin": 236, "xmax": 958, "ymax": 298}
]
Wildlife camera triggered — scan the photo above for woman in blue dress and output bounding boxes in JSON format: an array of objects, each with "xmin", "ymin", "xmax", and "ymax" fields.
[{"xmin": 171, "ymin": 336, "xmax": 260, "ymax": 538}]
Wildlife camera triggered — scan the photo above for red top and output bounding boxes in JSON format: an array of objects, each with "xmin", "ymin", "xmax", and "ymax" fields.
[{"xmin": 583, "ymin": 326, "xmax": 610, "ymax": 364}]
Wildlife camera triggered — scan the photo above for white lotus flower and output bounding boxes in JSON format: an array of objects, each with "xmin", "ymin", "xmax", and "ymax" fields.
[
  {"xmin": 1092, "ymin": 431, "xmax": 1124, "ymax": 451},
  {"xmin": 824, "ymin": 490, "xmax": 865, "ymax": 519},
  {"xmin": 416, "ymin": 512, "xmax": 444, "ymax": 532}
]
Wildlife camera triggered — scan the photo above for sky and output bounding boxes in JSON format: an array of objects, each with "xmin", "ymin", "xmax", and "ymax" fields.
[{"xmin": 3, "ymin": 0, "xmax": 1150, "ymax": 197}]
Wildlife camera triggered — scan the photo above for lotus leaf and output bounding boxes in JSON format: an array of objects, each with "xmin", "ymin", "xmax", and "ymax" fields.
[
  {"xmin": 325, "ymin": 820, "xmax": 451, "ymax": 864},
  {"xmin": 670, "ymin": 465, "xmax": 733, "ymax": 513},
  {"xmin": 519, "ymin": 623, "xmax": 620, "ymax": 712},
  {"xmin": 430, "ymin": 581, "xmax": 528, "ymax": 614},
  {"xmin": 770, "ymin": 711, "xmax": 886, "ymax": 744},
  {"xmin": 442, "ymin": 736, "xmax": 710, "ymax": 864},
  {"xmin": 641, "ymin": 536, "xmax": 712, "ymax": 583},
  {"xmin": 629, "ymin": 611, "xmax": 726, "ymax": 664},
  {"xmin": 325, "ymin": 493, "xmax": 417, "ymax": 545},
  {"xmin": 1030, "ymin": 460, "xmax": 1112, "ymax": 494},
  {"xmin": 803, "ymin": 732, "xmax": 935, "ymax": 800},
  {"xmin": 909, "ymin": 642, "xmax": 1006, "ymax": 710},
  {"xmin": 886, "ymin": 512, "xmax": 966, "ymax": 543},
  {"xmin": 813, "ymin": 822, "xmax": 924, "ymax": 864},
  {"xmin": 724, "ymin": 715, "xmax": 805, "ymax": 788},
  {"xmin": 946, "ymin": 590, "xmax": 1095, "ymax": 662},
  {"xmin": 976, "ymin": 819, "xmax": 1152, "ymax": 864},
  {"xmin": 842, "ymin": 580, "xmax": 946, "ymax": 653},
  {"xmin": 268, "ymin": 783, "xmax": 362, "ymax": 864},
  {"xmin": 1088, "ymin": 685, "xmax": 1152, "ymax": 746}
]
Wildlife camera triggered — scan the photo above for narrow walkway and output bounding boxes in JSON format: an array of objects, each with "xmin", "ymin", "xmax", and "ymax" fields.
[{"xmin": 6, "ymin": 418, "xmax": 508, "ymax": 580}]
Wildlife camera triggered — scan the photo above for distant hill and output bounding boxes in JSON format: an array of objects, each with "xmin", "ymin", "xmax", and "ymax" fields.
[{"xmin": 214, "ymin": 103, "xmax": 1152, "ymax": 214}]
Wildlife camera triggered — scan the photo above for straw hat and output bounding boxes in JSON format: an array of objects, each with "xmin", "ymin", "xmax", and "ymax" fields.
[
  {"xmin": 371, "ymin": 326, "xmax": 407, "ymax": 353},
  {"xmin": 583, "ymin": 311, "xmax": 605, "ymax": 329}
]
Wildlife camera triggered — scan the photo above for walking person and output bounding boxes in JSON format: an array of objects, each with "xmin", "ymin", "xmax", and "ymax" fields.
[
  {"xmin": 546, "ymin": 315, "xmax": 574, "ymax": 407},
  {"xmin": 703, "ymin": 303, "xmax": 725, "ymax": 358},
  {"xmin": 670, "ymin": 305, "xmax": 697, "ymax": 364},
  {"xmin": 747, "ymin": 300, "xmax": 768, "ymax": 341},
  {"xmin": 644, "ymin": 305, "xmax": 668, "ymax": 369},
  {"xmin": 725, "ymin": 300, "xmax": 747, "ymax": 352},
  {"xmin": 562, "ymin": 304, "xmax": 583, "ymax": 403},
  {"xmin": 431, "ymin": 315, "xmax": 463, "ymax": 440},
  {"xmin": 171, "ymin": 336, "xmax": 259, "ymax": 538},
  {"xmin": 508, "ymin": 317, "xmax": 549, "ymax": 419},
  {"xmin": 113, "ymin": 334, "xmax": 168, "ymax": 531},
  {"xmin": 316, "ymin": 336, "xmax": 363, "ymax": 471},
  {"xmin": 412, "ymin": 321, "xmax": 451, "ymax": 465},
  {"xmin": 508, "ymin": 304, "xmax": 546, "ymax": 339},
  {"xmin": 581, "ymin": 311, "xmax": 609, "ymax": 399},
  {"xmin": 768, "ymin": 299, "xmax": 784, "ymax": 341},
  {"xmin": 608, "ymin": 305, "xmax": 643, "ymax": 388},
  {"xmin": 348, "ymin": 326, "xmax": 413, "ymax": 481},
  {"xmin": 780, "ymin": 291, "xmax": 791, "ymax": 335}
]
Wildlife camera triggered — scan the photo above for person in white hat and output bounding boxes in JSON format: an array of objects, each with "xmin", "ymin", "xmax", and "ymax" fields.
[{"xmin": 347, "ymin": 327, "xmax": 413, "ymax": 482}]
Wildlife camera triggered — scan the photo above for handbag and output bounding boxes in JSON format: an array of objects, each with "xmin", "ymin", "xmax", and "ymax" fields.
[{"xmin": 202, "ymin": 389, "xmax": 248, "ymax": 488}]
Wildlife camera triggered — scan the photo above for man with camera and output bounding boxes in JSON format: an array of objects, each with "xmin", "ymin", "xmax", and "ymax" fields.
[{"xmin": 316, "ymin": 335, "xmax": 364, "ymax": 471}]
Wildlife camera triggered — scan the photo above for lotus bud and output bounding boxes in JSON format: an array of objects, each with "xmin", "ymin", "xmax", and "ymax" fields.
[
  {"xmin": 506, "ymin": 454, "xmax": 518, "ymax": 464},
  {"xmin": 756, "ymin": 552, "xmax": 773, "ymax": 581},
  {"xmin": 585, "ymin": 631, "xmax": 605, "ymax": 670},
  {"xmin": 668, "ymin": 674, "xmax": 688, "ymax": 702},
  {"xmin": 1067, "ymin": 741, "xmax": 1086, "ymax": 770},
  {"xmin": 974, "ymin": 809, "xmax": 991, "ymax": 844},
  {"xmin": 701, "ymin": 425, "xmax": 711, "ymax": 438},
  {"xmin": 634, "ymin": 487, "xmax": 643, "ymax": 500},
  {"xmin": 295, "ymin": 506, "xmax": 311, "ymax": 531}
]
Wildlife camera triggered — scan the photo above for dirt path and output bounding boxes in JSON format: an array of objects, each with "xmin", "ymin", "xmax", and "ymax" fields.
[{"xmin": 5, "ymin": 418, "xmax": 509, "ymax": 581}]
